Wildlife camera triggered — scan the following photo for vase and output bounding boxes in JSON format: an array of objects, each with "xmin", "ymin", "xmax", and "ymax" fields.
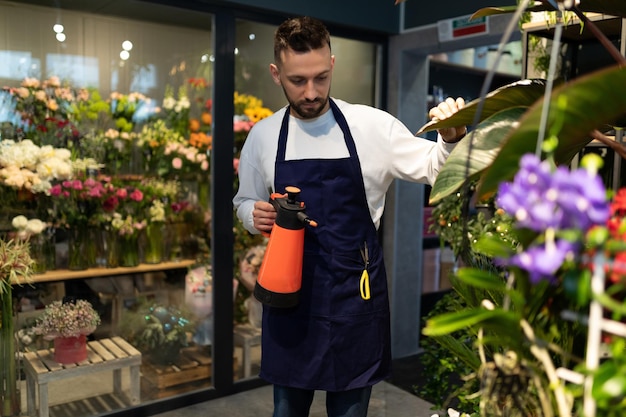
[
  {"xmin": 66, "ymin": 225, "xmax": 97, "ymax": 270},
  {"xmin": 119, "ymin": 234, "xmax": 139, "ymax": 267},
  {"xmin": 43, "ymin": 227, "xmax": 57, "ymax": 271},
  {"xmin": 198, "ymin": 179, "xmax": 210, "ymax": 211},
  {"xmin": 142, "ymin": 223, "xmax": 164, "ymax": 264},
  {"xmin": 53, "ymin": 334, "xmax": 87, "ymax": 364},
  {"xmin": 166, "ymin": 222, "xmax": 188, "ymax": 261},
  {"xmin": 0, "ymin": 289, "xmax": 20, "ymax": 416},
  {"xmin": 29, "ymin": 234, "xmax": 48, "ymax": 274},
  {"xmin": 103, "ymin": 230, "xmax": 120, "ymax": 268}
]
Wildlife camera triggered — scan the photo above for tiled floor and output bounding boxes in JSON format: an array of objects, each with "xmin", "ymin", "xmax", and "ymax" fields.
[{"xmin": 151, "ymin": 381, "xmax": 441, "ymax": 417}]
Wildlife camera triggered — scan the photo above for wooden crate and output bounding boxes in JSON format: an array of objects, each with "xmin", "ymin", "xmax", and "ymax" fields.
[{"xmin": 141, "ymin": 347, "xmax": 212, "ymax": 390}]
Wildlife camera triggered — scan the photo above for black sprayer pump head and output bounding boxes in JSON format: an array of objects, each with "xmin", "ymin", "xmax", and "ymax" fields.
[{"xmin": 271, "ymin": 186, "xmax": 317, "ymax": 230}]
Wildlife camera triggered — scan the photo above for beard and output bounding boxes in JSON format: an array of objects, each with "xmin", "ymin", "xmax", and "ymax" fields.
[{"xmin": 282, "ymin": 87, "xmax": 329, "ymax": 119}]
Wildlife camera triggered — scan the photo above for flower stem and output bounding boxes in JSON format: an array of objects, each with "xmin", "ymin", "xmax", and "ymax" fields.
[{"xmin": 1, "ymin": 289, "xmax": 19, "ymax": 417}]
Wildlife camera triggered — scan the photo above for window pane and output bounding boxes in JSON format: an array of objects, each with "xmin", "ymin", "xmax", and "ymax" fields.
[{"xmin": 1, "ymin": 2, "xmax": 215, "ymax": 414}]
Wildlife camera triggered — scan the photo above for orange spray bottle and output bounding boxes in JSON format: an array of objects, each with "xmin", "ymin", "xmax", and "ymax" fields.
[{"xmin": 254, "ymin": 186, "xmax": 317, "ymax": 308}]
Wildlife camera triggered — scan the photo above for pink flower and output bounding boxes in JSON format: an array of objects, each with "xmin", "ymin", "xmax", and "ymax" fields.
[
  {"xmin": 87, "ymin": 186, "xmax": 104, "ymax": 198},
  {"xmin": 129, "ymin": 189, "xmax": 143, "ymax": 202},
  {"xmin": 70, "ymin": 180, "xmax": 83, "ymax": 190},
  {"xmin": 116, "ymin": 188, "xmax": 128, "ymax": 198},
  {"xmin": 172, "ymin": 157, "xmax": 183, "ymax": 169},
  {"xmin": 103, "ymin": 196, "xmax": 119, "ymax": 212},
  {"xmin": 49, "ymin": 184, "xmax": 62, "ymax": 196},
  {"xmin": 233, "ymin": 120, "xmax": 253, "ymax": 133},
  {"xmin": 233, "ymin": 158, "xmax": 240, "ymax": 174},
  {"xmin": 83, "ymin": 178, "xmax": 97, "ymax": 188}
]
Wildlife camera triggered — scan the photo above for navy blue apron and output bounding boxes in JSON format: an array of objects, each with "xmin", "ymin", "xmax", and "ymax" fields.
[{"xmin": 260, "ymin": 99, "xmax": 391, "ymax": 391}]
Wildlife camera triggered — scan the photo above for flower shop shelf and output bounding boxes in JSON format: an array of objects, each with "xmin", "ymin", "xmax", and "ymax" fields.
[
  {"xmin": 23, "ymin": 336, "xmax": 142, "ymax": 417},
  {"xmin": 12, "ymin": 259, "xmax": 196, "ymax": 285}
]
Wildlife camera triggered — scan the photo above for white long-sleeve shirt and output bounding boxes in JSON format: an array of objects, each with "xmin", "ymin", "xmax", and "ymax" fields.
[{"xmin": 233, "ymin": 98, "xmax": 456, "ymax": 233}]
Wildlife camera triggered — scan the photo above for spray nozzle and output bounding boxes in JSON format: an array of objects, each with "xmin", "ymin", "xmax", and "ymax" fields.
[
  {"xmin": 284, "ymin": 185, "xmax": 301, "ymax": 204},
  {"xmin": 268, "ymin": 186, "xmax": 317, "ymax": 230},
  {"xmin": 297, "ymin": 212, "xmax": 318, "ymax": 228}
]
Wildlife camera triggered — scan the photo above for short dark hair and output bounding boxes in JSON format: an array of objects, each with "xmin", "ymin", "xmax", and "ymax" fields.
[{"xmin": 274, "ymin": 16, "xmax": 331, "ymax": 64}]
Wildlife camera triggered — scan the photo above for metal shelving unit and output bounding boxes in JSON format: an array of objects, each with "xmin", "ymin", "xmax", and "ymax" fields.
[{"xmin": 522, "ymin": 13, "xmax": 626, "ymax": 192}]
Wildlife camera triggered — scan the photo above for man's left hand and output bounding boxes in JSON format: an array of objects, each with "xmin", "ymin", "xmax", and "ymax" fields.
[{"xmin": 429, "ymin": 97, "xmax": 466, "ymax": 143}]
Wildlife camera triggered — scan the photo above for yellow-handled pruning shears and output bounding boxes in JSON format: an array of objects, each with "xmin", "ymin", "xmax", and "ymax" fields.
[{"xmin": 359, "ymin": 242, "xmax": 371, "ymax": 300}]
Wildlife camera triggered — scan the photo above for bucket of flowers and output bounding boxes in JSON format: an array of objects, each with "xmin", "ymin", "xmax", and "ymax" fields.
[{"xmin": 34, "ymin": 297, "xmax": 101, "ymax": 364}]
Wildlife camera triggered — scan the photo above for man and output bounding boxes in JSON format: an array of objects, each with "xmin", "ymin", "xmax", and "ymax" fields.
[{"xmin": 233, "ymin": 16, "xmax": 466, "ymax": 417}]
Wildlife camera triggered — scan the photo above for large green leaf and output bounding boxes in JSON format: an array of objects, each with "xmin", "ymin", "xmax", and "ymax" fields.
[
  {"xmin": 429, "ymin": 107, "xmax": 527, "ymax": 204},
  {"xmin": 417, "ymin": 79, "xmax": 546, "ymax": 136},
  {"xmin": 471, "ymin": 3, "xmax": 551, "ymax": 20},
  {"xmin": 455, "ymin": 267, "xmax": 506, "ymax": 291},
  {"xmin": 423, "ymin": 307, "xmax": 520, "ymax": 337},
  {"xmin": 471, "ymin": 1, "xmax": 626, "ymax": 19},
  {"xmin": 478, "ymin": 64, "xmax": 626, "ymax": 199}
]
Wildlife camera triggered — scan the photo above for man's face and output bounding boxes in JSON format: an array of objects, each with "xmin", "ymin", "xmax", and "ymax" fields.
[{"xmin": 270, "ymin": 45, "xmax": 334, "ymax": 119}]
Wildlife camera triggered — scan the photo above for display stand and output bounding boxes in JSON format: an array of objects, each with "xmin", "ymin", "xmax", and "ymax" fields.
[{"xmin": 23, "ymin": 337, "xmax": 141, "ymax": 417}]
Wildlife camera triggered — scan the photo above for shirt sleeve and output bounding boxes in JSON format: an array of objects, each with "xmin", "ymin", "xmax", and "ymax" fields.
[
  {"xmin": 388, "ymin": 118, "xmax": 456, "ymax": 185},
  {"xmin": 232, "ymin": 129, "xmax": 272, "ymax": 234}
]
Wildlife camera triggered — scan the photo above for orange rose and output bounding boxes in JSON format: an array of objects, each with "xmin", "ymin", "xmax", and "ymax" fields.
[
  {"xmin": 201, "ymin": 112, "xmax": 212, "ymax": 125},
  {"xmin": 189, "ymin": 118, "xmax": 200, "ymax": 132}
]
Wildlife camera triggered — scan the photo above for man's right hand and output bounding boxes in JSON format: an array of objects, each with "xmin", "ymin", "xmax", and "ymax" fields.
[{"xmin": 253, "ymin": 200, "xmax": 277, "ymax": 234}]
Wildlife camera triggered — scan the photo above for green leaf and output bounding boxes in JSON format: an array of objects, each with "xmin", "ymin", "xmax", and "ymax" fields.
[
  {"xmin": 592, "ymin": 361, "xmax": 626, "ymax": 403},
  {"xmin": 473, "ymin": 232, "xmax": 516, "ymax": 259},
  {"xmin": 417, "ymin": 79, "xmax": 546, "ymax": 136},
  {"xmin": 471, "ymin": 1, "xmax": 626, "ymax": 19},
  {"xmin": 434, "ymin": 334, "xmax": 482, "ymax": 371},
  {"xmin": 478, "ymin": 65, "xmax": 626, "ymax": 199},
  {"xmin": 471, "ymin": 4, "xmax": 549, "ymax": 20},
  {"xmin": 455, "ymin": 267, "xmax": 506, "ymax": 292},
  {"xmin": 423, "ymin": 307, "xmax": 519, "ymax": 336},
  {"xmin": 429, "ymin": 107, "xmax": 528, "ymax": 203}
]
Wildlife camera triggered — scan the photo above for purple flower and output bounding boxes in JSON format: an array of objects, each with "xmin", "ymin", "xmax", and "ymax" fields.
[
  {"xmin": 496, "ymin": 154, "xmax": 610, "ymax": 232},
  {"xmin": 509, "ymin": 239, "xmax": 577, "ymax": 285}
]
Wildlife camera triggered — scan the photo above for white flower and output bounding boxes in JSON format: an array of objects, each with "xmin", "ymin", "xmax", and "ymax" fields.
[
  {"xmin": 12, "ymin": 215, "xmax": 28, "ymax": 230},
  {"xmin": 447, "ymin": 409, "xmax": 460, "ymax": 417},
  {"xmin": 163, "ymin": 96, "xmax": 176, "ymax": 110},
  {"xmin": 25, "ymin": 219, "xmax": 46, "ymax": 235}
]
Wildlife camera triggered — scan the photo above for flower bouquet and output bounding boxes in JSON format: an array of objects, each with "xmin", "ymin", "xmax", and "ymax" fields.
[{"xmin": 34, "ymin": 297, "xmax": 101, "ymax": 364}]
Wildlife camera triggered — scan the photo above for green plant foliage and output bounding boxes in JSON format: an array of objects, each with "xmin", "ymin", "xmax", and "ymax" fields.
[
  {"xmin": 479, "ymin": 65, "xmax": 626, "ymax": 199},
  {"xmin": 420, "ymin": 66, "xmax": 626, "ymax": 204},
  {"xmin": 417, "ymin": 290, "xmax": 481, "ymax": 413}
]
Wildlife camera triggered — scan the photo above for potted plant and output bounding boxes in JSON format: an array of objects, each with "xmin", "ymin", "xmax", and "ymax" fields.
[
  {"xmin": 34, "ymin": 297, "xmax": 101, "ymax": 364},
  {"xmin": 395, "ymin": 1, "xmax": 626, "ymax": 415}
]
